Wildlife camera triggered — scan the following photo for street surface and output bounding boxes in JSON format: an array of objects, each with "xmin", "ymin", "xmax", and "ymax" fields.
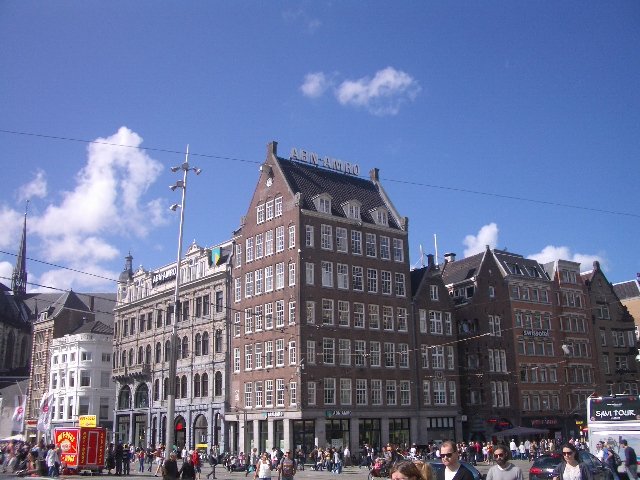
[{"xmin": 0, "ymin": 459, "xmax": 533, "ymax": 480}]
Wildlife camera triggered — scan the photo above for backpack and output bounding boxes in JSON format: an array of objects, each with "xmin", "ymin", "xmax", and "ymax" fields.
[
  {"xmin": 613, "ymin": 452, "xmax": 622, "ymax": 467},
  {"xmin": 280, "ymin": 458, "xmax": 295, "ymax": 476}
]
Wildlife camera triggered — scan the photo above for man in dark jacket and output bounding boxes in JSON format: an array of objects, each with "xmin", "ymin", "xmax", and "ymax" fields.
[
  {"xmin": 441, "ymin": 441, "xmax": 474, "ymax": 480},
  {"xmin": 163, "ymin": 452, "xmax": 179, "ymax": 480},
  {"xmin": 621, "ymin": 440, "xmax": 637, "ymax": 480},
  {"xmin": 179, "ymin": 456, "xmax": 196, "ymax": 480},
  {"xmin": 114, "ymin": 442, "xmax": 124, "ymax": 476}
]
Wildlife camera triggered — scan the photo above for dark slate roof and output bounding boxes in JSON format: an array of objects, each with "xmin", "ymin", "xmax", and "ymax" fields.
[
  {"xmin": 441, "ymin": 252, "xmax": 483, "ymax": 285},
  {"xmin": 23, "ymin": 292, "xmax": 115, "ymax": 327},
  {"xmin": 72, "ymin": 319, "xmax": 113, "ymax": 335},
  {"xmin": 493, "ymin": 249, "xmax": 550, "ymax": 280},
  {"xmin": 410, "ymin": 268, "xmax": 427, "ymax": 297},
  {"xmin": 613, "ymin": 280, "xmax": 640, "ymax": 300},
  {"xmin": 277, "ymin": 157, "xmax": 403, "ymax": 230},
  {"xmin": 0, "ymin": 282, "xmax": 31, "ymax": 330}
]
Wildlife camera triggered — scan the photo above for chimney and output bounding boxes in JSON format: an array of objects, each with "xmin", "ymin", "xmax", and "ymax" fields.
[
  {"xmin": 444, "ymin": 252, "xmax": 456, "ymax": 263},
  {"xmin": 90, "ymin": 296, "xmax": 95, "ymax": 312},
  {"xmin": 369, "ymin": 168, "xmax": 380, "ymax": 182},
  {"xmin": 268, "ymin": 141, "xmax": 278, "ymax": 157},
  {"xmin": 427, "ymin": 254, "xmax": 435, "ymax": 268}
]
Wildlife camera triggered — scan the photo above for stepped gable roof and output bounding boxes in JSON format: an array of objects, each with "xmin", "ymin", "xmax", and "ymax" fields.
[
  {"xmin": 492, "ymin": 249, "xmax": 550, "ymax": 280},
  {"xmin": 72, "ymin": 319, "xmax": 113, "ymax": 335},
  {"xmin": 613, "ymin": 280, "xmax": 640, "ymax": 300},
  {"xmin": 441, "ymin": 252, "xmax": 483, "ymax": 285},
  {"xmin": 277, "ymin": 157, "xmax": 402, "ymax": 230}
]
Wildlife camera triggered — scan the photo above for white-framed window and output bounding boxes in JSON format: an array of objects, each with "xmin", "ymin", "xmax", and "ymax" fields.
[
  {"xmin": 336, "ymin": 227, "xmax": 348, "ymax": 253},
  {"xmin": 321, "ymin": 224, "xmax": 333, "ymax": 250},
  {"xmin": 449, "ymin": 381, "xmax": 457, "ymax": 405},
  {"xmin": 255, "ymin": 381, "xmax": 263, "ymax": 407},
  {"xmin": 234, "ymin": 278, "xmax": 242, "ymax": 302},
  {"xmin": 245, "ymin": 308, "xmax": 253, "ymax": 334},
  {"xmin": 337, "ymin": 263, "xmax": 349, "ymax": 289},
  {"xmin": 386, "ymin": 380, "xmax": 397, "ymax": 405},
  {"xmin": 371, "ymin": 379, "xmax": 382, "ymax": 405},
  {"xmin": 265, "ymin": 379, "xmax": 274, "ymax": 407},
  {"xmin": 419, "ymin": 309, "xmax": 427, "ymax": 333},
  {"xmin": 265, "ymin": 230, "xmax": 273, "ymax": 256},
  {"xmin": 305, "ymin": 225, "xmax": 314, "ymax": 247},
  {"xmin": 351, "ymin": 230, "xmax": 362, "ymax": 255},
  {"xmin": 433, "ymin": 380, "xmax": 446, "ymax": 405},
  {"xmin": 381, "ymin": 271, "xmax": 392, "ymax": 295},
  {"xmin": 255, "ymin": 269, "xmax": 263, "ymax": 295},
  {"xmin": 323, "ymin": 338, "xmax": 335, "ymax": 365},
  {"xmin": 366, "ymin": 233, "xmax": 377, "ymax": 257},
  {"xmin": 321, "ymin": 261, "xmax": 334, "ymax": 287},
  {"xmin": 338, "ymin": 300, "xmax": 350, "ymax": 327},
  {"xmin": 383, "ymin": 306, "xmax": 394, "ymax": 331},
  {"xmin": 276, "ymin": 339, "xmax": 285, "ymax": 366},
  {"xmin": 234, "ymin": 348, "xmax": 240, "ymax": 372},
  {"xmin": 369, "ymin": 305, "xmax": 380, "ymax": 329},
  {"xmin": 352, "ymin": 266, "xmax": 364, "ymax": 291},
  {"xmin": 393, "ymin": 238, "xmax": 404, "ymax": 262},
  {"xmin": 244, "ymin": 344, "xmax": 253, "ymax": 370},
  {"xmin": 367, "ymin": 269, "xmax": 378, "ymax": 293},
  {"xmin": 421, "ymin": 345, "xmax": 429, "ymax": 368},
  {"xmin": 384, "ymin": 342, "xmax": 395, "ymax": 367},
  {"xmin": 397, "ymin": 307, "xmax": 407, "ymax": 331},
  {"xmin": 265, "ymin": 265, "xmax": 274, "ymax": 292},
  {"xmin": 307, "ymin": 382, "xmax": 316, "ymax": 406},
  {"xmin": 265, "ymin": 302, "xmax": 273, "ymax": 330},
  {"xmin": 353, "ymin": 303, "xmax": 365, "ymax": 328},
  {"xmin": 235, "ymin": 243, "xmax": 242, "ymax": 267},
  {"xmin": 432, "ymin": 346, "xmax": 444, "ymax": 369},
  {"xmin": 430, "ymin": 311, "xmax": 443, "ymax": 334},
  {"xmin": 305, "ymin": 262, "xmax": 314, "ymax": 285},
  {"xmin": 447, "ymin": 346, "xmax": 455, "ymax": 370},
  {"xmin": 289, "ymin": 301, "xmax": 296, "ymax": 325},
  {"xmin": 244, "ymin": 382, "xmax": 253, "ymax": 408},
  {"xmin": 288, "ymin": 225, "xmax": 295, "ymax": 249},
  {"xmin": 274, "ymin": 196, "xmax": 283, "ymax": 217},
  {"xmin": 288, "ymin": 262, "xmax": 296, "ymax": 286},
  {"xmin": 319, "ymin": 196, "xmax": 331, "ymax": 214},
  {"xmin": 246, "ymin": 237, "xmax": 254, "ymax": 263},
  {"xmin": 339, "ymin": 339, "xmax": 351, "ymax": 365},
  {"xmin": 430, "ymin": 285, "xmax": 439, "ymax": 301},
  {"xmin": 275, "ymin": 262, "xmax": 285, "ymax": 289},
  {"xmin": 444, "ymin": 312, "xmax": 452, "ymax": 335},
  {"xmin": 356, "ymin": 379, "xmax": 367, "ymax": 405},
  {"xmin": 275, "ymin": 300, "xmax": 285, "ymax": 328},
  {"xmin": 256, "ymin": 204, "xmax": 265, "ymax": 224},
  {"xmin": 255, "ymin": 233, "xmax": 264, "ymax": 259},
  {"xmin": 322, "ymin": 299, "xmax": 334, "ymax": 325},
  {"xmin": 324, "ymin": 378, "xmax": 336, "ymax": 405},
  {"xmin": 398, "ymin": 344, "xmax": 409, "ymax": 368},
  {"xmin": 423, "ymin": 380, "xmax": 431, "ymax": 405},
  {"xmin": 307, "ymin": 340, "xmax": 316, "ymax": 365},
  {"xmin": 288, "ymin": 341, "xmax": 297, "ymax": 365},
  {"xmin": 265, "ymin": 340, "xmax": 273, "ymax": 367},
  {"xmin": 370, "ymin": 341, "xmax": 381, "ymax": 367},
  {"xmin": 276, "ymin": 226, "xmax": 285, "ymax": 253},
  {"xmin": 255, "ymin": 343, "xmax": 263, "ymax": 369},
  {"xmin": 355, "ymin": 340, "xmax": 366, "ymax": 367},
  {"xmin": 266, "ymin": 199, "xmax": 274, "ymax": 221},
  {"xmin": 400, "ymin": 381, "xmax": 411, "ymax": 406},
  {"xmin": 380, "ymin": 236, "xmax": 391, "ymax": 260},
  {"xmin": 289, "ymin": 381, "xmax": 297, "ymax": 405},
  {"xmin": 395, "ymin": 273, "xmax": 406, "ymax": 296},
  {"xmin": 306, "ymin": 301, "xmax": 315, "ymax": 325},
  {"xmin": 245, "ymin": 271, "xmax": 254, "ymax": 298}
]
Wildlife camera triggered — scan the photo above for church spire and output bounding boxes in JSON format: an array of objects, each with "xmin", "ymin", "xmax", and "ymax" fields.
[{"xmin": 11, "ymin": 202, "xmax": 28, "ymax": 297}]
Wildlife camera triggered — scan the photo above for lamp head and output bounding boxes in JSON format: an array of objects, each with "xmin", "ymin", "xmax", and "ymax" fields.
[
  {"xmin": 193, "ymin": 168, "xmax": 202, "ymax": 175},
  {"xmin": 170, "ymin": 166, "xmax": 180, "ymax": 173},
  {"xmin": 169, "ymin": 204, "xmax": 180, "ymax": 211}
]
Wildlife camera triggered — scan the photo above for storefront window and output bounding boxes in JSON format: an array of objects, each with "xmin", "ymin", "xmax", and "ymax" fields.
[
  {"xmin": 325, "ymin": 418, "xmax": 349, "ymax": 449},
  {"xmin": 292, "ymin": 420, "xmax": 315, "ymax": 454},
  {"xmin": 389, "ymin": 418, "xmax": 410, "ymax": 447},
  {"xmin": 359, "ymin": 418, "xmax": 380, "ymax": 450}
]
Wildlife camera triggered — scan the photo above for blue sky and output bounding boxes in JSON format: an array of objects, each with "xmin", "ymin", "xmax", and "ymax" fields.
[{"xmin": 0, "ymin": 1, "xmax": 638, "ymax": 293}]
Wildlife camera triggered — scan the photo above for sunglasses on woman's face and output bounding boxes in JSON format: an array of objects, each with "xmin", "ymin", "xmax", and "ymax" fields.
[{"xmin": 562, "ymin": 451, "xmax": 573, "ymax": 456}]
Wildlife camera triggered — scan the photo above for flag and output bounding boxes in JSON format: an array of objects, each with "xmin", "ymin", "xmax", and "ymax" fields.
[
  {"xmin": 209, "ymin": 247, "xmax": 221, "ymax": 266},
  {"xmin": 11, "ymin": 395, "xmax": 26, "ymax": 432},
  {"xmin": 36, "ymin": 392, "xmax": 54, "ymax": 433}
]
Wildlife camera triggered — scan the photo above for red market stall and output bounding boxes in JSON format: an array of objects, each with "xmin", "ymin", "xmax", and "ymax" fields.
[{"xmin": 54, "ymin": 427, "xmax": 106, "ymax": 473}]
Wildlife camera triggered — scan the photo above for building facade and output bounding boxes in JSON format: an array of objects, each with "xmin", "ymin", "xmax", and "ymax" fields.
[
  {"xmin": 583, "ymin": 261, "xmax": 638, "ymax": 396},
  {"xmin": 49, "ymin": 321, "xmax": 115, "ymax": 430},
  {"xmin": 112, "ymin": 241, "xmax": 232, "ymax": 450},
  {"xmin": 229, "ymin": 141, "xmax": 454, "ymax": 454}
]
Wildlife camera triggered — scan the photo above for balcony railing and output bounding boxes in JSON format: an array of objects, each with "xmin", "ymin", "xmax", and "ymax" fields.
[{"xmin": 112, "ymin": 363, "xmax": 151, "ymax": 380}]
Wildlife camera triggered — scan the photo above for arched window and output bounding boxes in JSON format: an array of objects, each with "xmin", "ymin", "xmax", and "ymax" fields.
[
  {"xmin": 118, "ymin": 386, "xmax": 131, "ymax": 409},
  {"xmin": 214, "ymin": 371, "xmax": 223, "ymax": 396},
  {"xmin": 195, "ymin": 333, "xmax": 202, "ymax": 356},
  {"xmin": 201, "ymin": 373, "xmax": 208, "ymax": 397},
  {"xmin": 180, "ymin": 375, "xmax": 187, "ymax": 398},
  {"xmin": 175, "ymin": 376, "xmax": 180, "ymax": 397},
  {"xmin": 163, "ymin": 378, "xmax": 168, "ymax": 400},
  {"xmin": 181, "ymin": 336, "xmax": 189, "ymax": 359},
  {"xmin": 121, "ymin": 351, "xmax": 126, "ymax": 368},
  {"xmin": 145, "ymin": 345, "xmax": 152, "ymax": 364},
  {"xmin": 193, "ymin": 374, "xmax": 201, "ymax": 397},
  {"xmin": 202, "ymin": 332, "xmax": 209, "ymax": 355},
  {"xmin": 135, "ymin": 383, "xmax": 149, "ymax": 408},
  {"xmin": 165, "ymin": 340, "xmax": 171, "ymax": 362},
  {"xmin": 128, "ymin": 348, "xmax": 134, "ymax": 366},
  {"xmin": 137, "ymin": 346, "xmax": 144, "ymax": 364},
  {"xmin": 153, "ymin": 379, "xmax": 160, "ymax": 401},
  {"xmin": 155, "ymin": 343, "xmax": 162, "ymax": 363},
  {"xmin": 215, "ymin": 330, "xmax": 223, "ymax": 353}
]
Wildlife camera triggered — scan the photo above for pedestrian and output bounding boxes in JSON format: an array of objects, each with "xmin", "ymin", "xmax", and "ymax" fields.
[
  {"xmin": 154, "ymin": 445, "xmax": 165, "ymax": 477},
  {"xmin": 106, "ymin": 443, "xmax": 115, "ymax": 474},
  {"xmin": 123, "ymin": 444, "xmax": 131, "ymax": 475},
  {"xmin": 254, "ymin": 452, "xmax": 272, "ymax": 480},
  {"xmin": 486, "ymin": 445, "xmax": 524, "ymax": 480},
  {"xmin": 191, "ymin": 450, "xmax": 201, "ymax": 480},
  {"xmin": 390, "ymin": 460, "xmax": 430, "ymax": 480},
  {"xmin": 163, "ymin": 452, "xmax": 179, "ymax": 480},
  {"xmin": 180, "ymin": 456, "xmax": 196, "ymax": 480},
  {"xmin": 277, "ymin": 450, "xmax": 296, "ymax": 480},
  {"xmin": 509, "ymin": 440, "xmax": 517, "ymax": 460},
  {"xmin": 621, "ymin": 440, "xmax": 638, "ymax": 480},
  {"xmin": 206, "ymin": 448, "xmax": 217, "ymax": 479},
  {"xmin": 440, "ymin": 441, "xmax": 473, "ymax": 480},
  {"xmin": 115, "ymin": 442, "xmax": 124, "ymax": 476},
  {"xmin": 138, "ymin": 448, "xmax": 146, "ymax": 472},
  {"xmin": 552, "ymin": 443, "xmax": 593, "ymax": 480},
  {"xmin": 46, "ymin": 444, "xmax": 59, "ymax": 478}
]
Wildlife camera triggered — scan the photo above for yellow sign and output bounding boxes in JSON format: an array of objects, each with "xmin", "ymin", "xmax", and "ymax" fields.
[
  {"xmin": 575, "ymin": 420, "xmax": 584, "ymax": 425},
  {"xmin": 78, "ymin": 415, "xmax": 97, "ymax": 427}
]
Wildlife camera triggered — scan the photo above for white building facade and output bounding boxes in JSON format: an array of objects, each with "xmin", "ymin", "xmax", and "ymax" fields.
[{"xmin": 49, "ymin": 325, "xmax": 116, "ymax": 430}]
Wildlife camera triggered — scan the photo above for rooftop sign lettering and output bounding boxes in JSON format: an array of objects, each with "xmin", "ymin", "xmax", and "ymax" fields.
[
  {"xmin": 290, "ymin": 148, "xmax": 360, "ymax": 176},
  {"xmin": 152, "ymin": 267, "xmax": 177, "ymax": 287}
]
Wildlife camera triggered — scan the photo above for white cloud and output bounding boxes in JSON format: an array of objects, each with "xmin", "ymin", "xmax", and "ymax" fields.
[
  {"xmin": 463, "ymin": 223, "xmax": 499, "ymax": 257},
  {"xmin": 335, "ymin": 67, "xmax": 421, "ymax": 116},
  {"xmin": 0, "ymin": 206, "xmax": 22, "ymax": 249},
  {"xmin": 300, "ymin": 72, "xmax": 331, "ymax": 98},
  {"xmin": 18, "ymin": 169, "xmax": 47, "ymax": 202},
  {"xmin": 527, "ymin": 246, "xmax": 607, "ymax": 272},
  {"xmin": 0, "ymin": 261, "xmax": 13, "ymax": 284}
]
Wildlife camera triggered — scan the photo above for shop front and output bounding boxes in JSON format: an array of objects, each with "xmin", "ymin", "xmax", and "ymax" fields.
[
  {"xmin": 292, "ymin": 419, "xmax": 315, "ymax": 453},
  {"xmin": 389, "ymin": 418, "xmax": 410, "ymax": 446},
  {"xmin": 359, "ymin": 418, "xmax": 381, "ymax": 449}
]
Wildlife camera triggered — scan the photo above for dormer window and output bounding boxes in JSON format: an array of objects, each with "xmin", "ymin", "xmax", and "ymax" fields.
[
  {"xmin": 313, "ymin": 194, "xmax": 333, "ymax": 214},
  {"xmin": 371, "ymin": 207, "xmax": 389, "ymax": 226},
  {"xmin": 342, "ymin": 200, "xmax": 362, "ymax": 220}
]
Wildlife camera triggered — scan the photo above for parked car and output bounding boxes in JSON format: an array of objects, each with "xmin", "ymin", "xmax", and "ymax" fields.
[
  {"xmin": 529, "ymin": 452, "xmax": 616, "ymax": 480},
  {"xmin": 427, "ymin": 459, "xmax": 485, "ymax": 480}
]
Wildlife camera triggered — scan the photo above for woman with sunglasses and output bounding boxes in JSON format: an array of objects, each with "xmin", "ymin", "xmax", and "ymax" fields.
[{"xmin": 552, "ymin": 443, "xmax": 593, "ymax": 480}]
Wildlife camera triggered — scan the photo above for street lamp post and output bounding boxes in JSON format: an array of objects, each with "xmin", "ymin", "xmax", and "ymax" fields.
[{"xmin": 164, "ymin": 146, "xmax": 201, "ymax": 460}]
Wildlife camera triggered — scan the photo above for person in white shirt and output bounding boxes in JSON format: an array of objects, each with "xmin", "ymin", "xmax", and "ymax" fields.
[{"xmin": 509, "ymin": 440, "xmax": 517, "ymax": 459}]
